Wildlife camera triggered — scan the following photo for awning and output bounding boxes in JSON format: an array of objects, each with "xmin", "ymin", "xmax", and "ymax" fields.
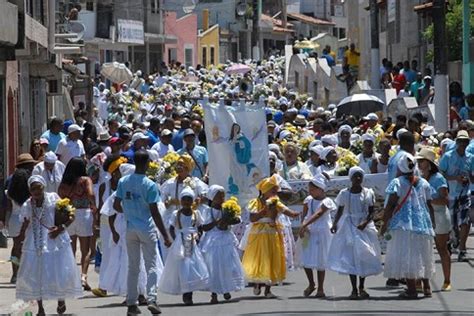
[
  {"xmin": 145, "ymin": 32, "xmax": 177, "ymax": 44},
  {"xmin": 287, "ymin": 12, "xmax": 335, "ymax": 26}
]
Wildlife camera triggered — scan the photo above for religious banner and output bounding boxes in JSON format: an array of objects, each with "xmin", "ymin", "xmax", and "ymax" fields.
[{"xmin": 203, "ymin": 98, "xmax": 269, "ymax": 201}]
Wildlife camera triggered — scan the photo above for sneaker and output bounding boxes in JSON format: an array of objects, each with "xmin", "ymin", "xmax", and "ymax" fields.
[
  {"xmin": 458, "ymin": 251, "xmax": 468, "ymax": 262},
  {"xmin": 127, "ymin": 305, "xmax": 142, "ymax": 315},
  {"xmin": 385, "ymin": 279, "xmax": 400, "ymax": 287},
  {"xmin": 147, "ymin": 302, "xmax": 162, "ymax": 314},
  {"xmin": 138, "ymin": 295, "xmax": 147, "ymax": 306},
  {"xmin": 210, "ymin": 293, "xmax": 218, "ymax": 304}
]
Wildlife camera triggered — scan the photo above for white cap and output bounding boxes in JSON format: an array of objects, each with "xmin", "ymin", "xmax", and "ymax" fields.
[
  {"xmin": 361, "ymin": 133, "xmax": 376, "ymax": 144},
  {"xmin": 68, "ymin": 124, "xmax": 84, "ymax": 134},
  {"xmin": 364, "ymin": 113, "xmax": 379, "ymax": 121},
  {"xmin": 421, "ymin": 126, "xmax": 436, "ymax": 137},
  {"xmin": 131, "ymin": 132, "xmax": 150, "ymax": 144},
  {"xmin": 160, "ymin": 129, "xmax": 173, "ymax": 137}
]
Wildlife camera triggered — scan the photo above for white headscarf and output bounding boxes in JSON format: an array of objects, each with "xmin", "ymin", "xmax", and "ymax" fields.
[
  {"xmin": 28, "ymin": 175, "xmax": 46, "ymax": 188},
  {"xmin": 361, "ymin": 133, "xmax": 376, "ymax": 144},
  {"xmin": 310, "ymin": 174, "xmax": 327, "ymax": 191},
  {"xmin": 44, "ymin": 151, "xmax": 57, "ymax": 164},
  {"xmin": 397, "ymin": 152, "xmax": 416, "ymax": 174},
  {"xmin": 348, "ymin": 166, "xmax": 365, "ymax": 179},
  {"xmin": 119, "ymin": 163, "xmax": 136, "ymax": 177},
  {"xmin": 207, "ymin": 185, "xmax": 225, "ymax": 201},
  {"xmin": 180, "ymin": 187, "xmax": 196, "ymax": 200},
  {"xmin": 321, "ymin": 134, "xmax": 338, "ymax": 146},
  {"xmin": 320, "ymin": 146, "xmax": 336, "ymax": 161},
  {"xmin": 338, "ymin": 124, "xmax": 353, "ymax": 136}
]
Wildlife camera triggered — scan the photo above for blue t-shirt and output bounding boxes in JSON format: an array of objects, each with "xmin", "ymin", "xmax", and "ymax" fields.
[
  {"xmin": 427, "ymin": 172, "xmax": 448, "ymax": 200},
  {"xmin": 172, "ymin": 129, "xmax": 185, "ymax": 151},
  {"xmin": 40, "ymin": 130, "xmax": 66, "ymax": 152},
  {"xmin": 177, "ymin": 146, "xmax": 208, "ymax": 178},
  {"xmin": 459, "ymin": 106, "xmax": 470, "ymax": 121},
  {"xmin": 121, "ymin": 147, "xmax": 137, "ymax": 164},
  {"xmin": 439, "ymin": 150, "xmax": 473, "ymax": 199},
  {"xmin": 273, "ymin": 111, "xmax": 284, "ymax": 125},
  {"xmin": 147, "ymin": 130, "xmax": 159, "ymax": 147},
  {"xmin": 116, "ymin": 174, "xmax": 161, "ymax": 232}
]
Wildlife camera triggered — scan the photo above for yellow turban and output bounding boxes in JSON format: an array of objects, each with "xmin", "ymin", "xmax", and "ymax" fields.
[
  {"xmin": 256, "ymin": 175, "xmax": 279, "ymax": 194},
  {"xmin": 178, "ymin": 154, "xmax": 195, "ymax": 172},
  {"xmin": 108, "ymin": 157, "xmax": 128, "ymax": 174}
]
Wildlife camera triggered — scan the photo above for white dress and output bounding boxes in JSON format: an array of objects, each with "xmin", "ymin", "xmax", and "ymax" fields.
[
  {"xmin": 296, "ymin": 197, "xmax": 335, "ymax": 270},
  {"xmin": 199, "ymin": 206, "xmax": 245, "ymax": 294},
  {"xmin": 327, "ymin": 188, "xmax": 383, "ymax": 277},
  {"xmin": 159, "ymin": 210, "xmax": 210, "ymax": 295},
  {"xmin": 16, "ymin": 193, "xmax": 82, "ymax": 301},
  {"xmin": 99, "ymin": 193, "xmax": 152, "ymax": 296},
  {"xmin": 5, "ymin": 195, "xmax": 23, "ymax": 238}
]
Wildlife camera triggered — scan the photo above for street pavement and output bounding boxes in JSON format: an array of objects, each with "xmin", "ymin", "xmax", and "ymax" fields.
[{"xmin": 0, "ymin": 237, "xmax": 473, "ymax": 316}]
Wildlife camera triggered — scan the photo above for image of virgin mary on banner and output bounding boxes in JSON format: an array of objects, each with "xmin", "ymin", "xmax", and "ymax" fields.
[{"xmin": 203, "ymin": 98, "xmax": 269, "ymax": 200}]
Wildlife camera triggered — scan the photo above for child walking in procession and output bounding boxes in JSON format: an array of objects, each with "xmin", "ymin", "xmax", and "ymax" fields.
[
  {"xmin": 200, "ymin": 185, "xmax": 245, "ymax": 304},
  {"xmin": 297, "ymin": 174, "xmax": 336, "ymax": 298},
  {"xmin": 158, "ymin": 187, "xmax": 210, "ymax": 306},
  {"xmin": 16, "ymin": 175, "xmax": 82, "ymax": 315},
  {"xmin": 327, "ymin": 167, "xmax": 383, "ymax": 299},
  {"xmin": 241, "ymin": 175, "xmax": 299, "ymax": 298}
]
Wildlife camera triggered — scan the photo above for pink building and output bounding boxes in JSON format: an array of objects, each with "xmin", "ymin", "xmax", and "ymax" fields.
[{"xmin": 164, "ymin": 12, "xmax": 198, "ymax": 68}]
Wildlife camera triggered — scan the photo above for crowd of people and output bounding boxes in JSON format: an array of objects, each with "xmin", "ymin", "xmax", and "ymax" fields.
[{"xmin": 0, "ymin": 54, "xmax": 473, "ymax": 315}]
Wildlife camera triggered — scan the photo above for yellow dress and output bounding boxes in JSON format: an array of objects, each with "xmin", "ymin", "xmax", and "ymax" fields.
[{"xmin": 241, "ymin": 199, "xmax": 286, "ymax": 284}]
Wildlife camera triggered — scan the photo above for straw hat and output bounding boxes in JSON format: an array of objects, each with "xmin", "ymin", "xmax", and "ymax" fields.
[
  {"xmin": 415, "ymin": 147, "xmax": 438, "ymax": 171},
  {"xmin": 16, "ymin": 153, "xmax": 37, "ymax": 167}
]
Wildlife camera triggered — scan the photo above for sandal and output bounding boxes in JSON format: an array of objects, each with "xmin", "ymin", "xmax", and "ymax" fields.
[
  {"xmin": 424, "ymin": 289, "xmax": 432, "ymax": 298},
  {"xmin": 303, "ymin": 285, "xmax": 316, "ymax": 297},
  {"xmin": 314, "ymin": 291, "xmax": 326, "ymax": 298},
  {"xmin": 398, "ymin": 291, "xmax": 418, "ymax": 299},
  {"xmin": 348, "ymin": 291, "xmax": 359, "ymax": 300},
  {"xmin": 81, "ymin": 275, "xmax": 91, "ymax": 291},
  {"xmin": 253, "ymin": 285, "xmax": 261, "ymax": 296},
  {"xmin": 57, "ymin": 301, "xmax": 66, "ymax": 314},
  {"xmin": 210, "ymin": 293, "xmax": 218, "ymax": 304},
  {"xmin": 264, "ymin": 292, "xmax": 277, "ymax": 298}
]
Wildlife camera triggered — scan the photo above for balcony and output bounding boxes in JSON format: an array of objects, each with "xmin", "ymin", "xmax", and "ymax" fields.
[{"xmin": 0, "ymin": 0, "xmax": 18, "ymax": 46}]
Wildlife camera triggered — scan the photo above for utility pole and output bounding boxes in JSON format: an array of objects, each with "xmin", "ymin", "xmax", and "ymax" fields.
[
  {"xmin": 369, "ymin": 0, "xmax": 380, "ymax": 89},
  {"xmin": 281, "ymin": 0, "xmax": 288, "ymax": 44},
  {"xmin": 252, "ymin": 0, "xmax": 262, "ymax": 60},
  {"xmin": 462, "ymin": 0, "xmax": 473, "ymax": 94},
  {"xmin": 432, "ymin": 0, "xmax": 449, "ymax": 132}
]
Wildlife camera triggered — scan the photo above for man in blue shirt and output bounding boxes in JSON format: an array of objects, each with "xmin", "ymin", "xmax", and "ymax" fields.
[
  {"xmin": 114, "ymin": 150, "xmax": 171, "ymax": 315},
  {"xmin": 439, "ymin": 130, "xmax": 474, "ymax": 262},
  {"xmin": 171, "ymin": 117, "xmax": 191, "ymax": 151},
  {"xmin": 322, "ymin": 48, "xmax": 335, "ymax": 67},
  {"xmin": 177, "ymin": 129, "xmax": 208, "ymax": 181},
  {"xmin": 146, "ymin": 117, "xmax": 161, "ymax": 147},
  {"xmin": 41, "ymin": 118, "xmax": 66, "ymax": 152}
]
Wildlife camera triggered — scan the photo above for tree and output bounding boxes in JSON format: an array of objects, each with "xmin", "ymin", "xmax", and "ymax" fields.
[{"xmin": 423, "ymin": 0, "xmax": 474, "ymax": 62}]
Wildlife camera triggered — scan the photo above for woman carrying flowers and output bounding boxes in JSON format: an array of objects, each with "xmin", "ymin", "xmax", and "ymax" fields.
[
  {"xmin": 200, "ymin": 186, "xmax": 245, "ymax": 304},
  {"xmin": 16, "ymin": 175, "xmax": 82, "ymax": 315}
]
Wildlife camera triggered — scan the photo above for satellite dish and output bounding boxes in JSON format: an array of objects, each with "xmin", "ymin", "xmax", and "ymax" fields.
[
  {"xmin": 67, "ymin": 21, "xmax": 85, "ymax": 43},
  {"xmin": 183, "ymin": 0, "xmax": 196, "ymax": 14}
]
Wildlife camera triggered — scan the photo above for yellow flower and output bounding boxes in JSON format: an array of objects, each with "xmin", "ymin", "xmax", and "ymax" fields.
[
  {"xmin": 222, "ymin": 196, "xmax": 242, "ymax": 217},
  {"xmin": 192, "ymin": 105, "xmax": 204, "ymax": 118}
]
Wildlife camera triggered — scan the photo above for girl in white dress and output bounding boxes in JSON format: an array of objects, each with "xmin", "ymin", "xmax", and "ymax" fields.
[
  {"xmin": 16, "ymin": 175, "xmax": 82, "ymax": 315},
  {"xmin": 159, "ymin": 187, "xmax": 209, "ymax": 305},
  {"xmin": 200, "ymin": 185, "xmax": 245, "ymax": 304},
  {"xmin": 297, "ymin": 174, "xmax": 336, "ymax": 298},
  {"xmin": 327, "ymin": 167, "xmax": 383, "ymax": 299}
]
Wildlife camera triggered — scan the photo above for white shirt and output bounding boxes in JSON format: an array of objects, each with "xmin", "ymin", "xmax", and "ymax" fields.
[
  {"xmin": 98, "ymin": 97, "xmax": 109, "ymax": 121},
  {"xmin": 32, "ymin": 161, "xmax": 66, "ymax": 193},
  {"xmin": 151, "ymin": 142, "xmax": 175, "ymax": 158},
  {"xmin": 55, "ymin": 138, "xmax": 85, "ymax": 165}
]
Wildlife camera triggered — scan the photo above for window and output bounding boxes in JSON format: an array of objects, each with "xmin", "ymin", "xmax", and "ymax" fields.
[
  {"xmin": 86, "ymin": 1, "xmax": 94, "ymax": 11},
  {"xmin": 202, "ymin": 46, "xmax": 207, "ymax": 66},
  {"xmin": 210, "ymin": 46, "xmax": 215, "ymax": 65},
  {"xmin": 338, "ymin": 28, "xmax": 346, "ymax": 40},
  {"xmin": 185, "ymin": 47, "xmax": 193, "ymax": 67},
  {"xmin": 168, "ymin": 48, "xmax": 177, "ymax": 65},
  {"xmin": 294, "ymin": 71, "xmax": 299, "ymax": 89},
  {"xmin": 332, "ymin": 27, "xmax": 338, "ymax": 38},
  {"xmin": 151, "ymin": 0, "xmax": 159, "ymax": 14}
]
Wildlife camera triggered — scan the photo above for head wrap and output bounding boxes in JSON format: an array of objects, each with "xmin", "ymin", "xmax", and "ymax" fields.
[
  {"xmin": 28, "ymin": 175, "xmax": 46, "ymax": 189},
  {"xmin": 361, "ymin": 133, "xmax": 376, "ymax": 144},
  {"xmin": 178, "ymin": 154, "xmax": 195, "ymax": 172},
  {"xmin": 440, "ymin": 138, "xmax": 454, "ymax": 149},
  {"xmin": 338, "ymin": 124, "xmax": 353, "ymax": 136},
  {"xmin": 119, "ymin": 163, "xmax": 136, "ymax": 177},
  {"xmin": 350, "ymin": 133, "xmax": 361, "ymax": 144},
  {"xmin": 207, "ymin": 185, "xmax": 225, "ymax": 201},
  {"xmin": 179, "ymin": 187, "xmax": 196, "ymax": 200},
  {"xmin": 309, "ymin": 140, "xmax": 322, "ymax": 148},
  {"xmin": 44, "ymin": 151, "xmax": 57, "ymax": 164},
  {"xmin": 321, "ymin": 134, "xmax": 338, "ymax": 146},
  {"xmin": 278, "ymin": 130, "xmax": 292, "ymax": 141},
  {"xmin": 268, "ymin": 151, "xmax": 278, "ymax": 160},
  {"xmin": 396, "ymin": 128, "xmax": 409, "ymax": 140},
  {"xmin": 310, "ymin": 175, "xmax": 327, "ymax": 191},
  {"xmin": 397, "ymin": 152, "xmax": 416, "ymax": 174},
  {"xmin": 310, "ymin": 145, "xmax": 324, "ymax": 156},
  {"xmin": 256, "ymin": 175, "xmax": 279, "ymax": 194},
  {"xmin": 349, "ymin": 166, "xmax": 365, "ymax": 180},
  {"xmin": 320, "ymin": 146, "xmax": 336, "ymax": 161},
  {"xmin": 108, "ymin": 157, "xmax": 128, "ymax": 174}
]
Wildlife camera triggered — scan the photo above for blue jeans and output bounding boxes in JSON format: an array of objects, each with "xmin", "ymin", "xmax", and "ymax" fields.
[{"xmin": 126, "ymin": 229, "xmax": 159, "ymax": 306}]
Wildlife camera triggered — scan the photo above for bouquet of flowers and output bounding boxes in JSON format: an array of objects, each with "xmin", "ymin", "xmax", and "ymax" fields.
[
  {"xmin": 146, "ymin": 161, "xmax": 161, "ymax": 182},
  {"xmin": 335, "ymin": 147, "xmax": 359, "ymax": 176},
  {"xmin": 159, "ymin": 152, "xmax": 180, "ymax": 183},
  {"xmin": 192, "ymin": 105, "xmax": 204, "ymax": 118},
  {"xmin": 221, "ymin": 196, "xmax": 242, "ymax": 223},
  {"xmin": 55, "ymin": 198, "xmax": 75, "ymax": 226},
  {"xmin": 265, "ymin": 196, "xmax": 280, "ymax": 207}
]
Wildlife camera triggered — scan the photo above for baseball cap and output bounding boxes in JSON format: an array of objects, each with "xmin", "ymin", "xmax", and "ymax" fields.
[
  {"xmin": 183, "ymin": 128, "xmax": 195, "ymax": 137},
  {"xmin": 131, "ymin": 132, "xmax": 150, "ymax": 144},
  {"xmin": 68, "ymin": 124, "xmax": 84, "ymax": 134},
  {"xmin": 161, "ymin": 129, "xmax": 173, "ymax": 137}
]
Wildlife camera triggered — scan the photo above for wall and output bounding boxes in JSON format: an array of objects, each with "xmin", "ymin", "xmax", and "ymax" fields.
[
  {"xmin": 198, "ymin": 24, "xmax": 219, "ymax": 66},
  {"xmin": 164, "ymin": 12, "xmax": 198, "ymax": 67},
  {"xmin": 0, "ymin": 0, "xmax": 18, "ymax": 45}
]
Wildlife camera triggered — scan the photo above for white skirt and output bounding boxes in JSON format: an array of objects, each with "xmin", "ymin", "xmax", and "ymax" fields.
[
  {"xmin": 295, "ymin": 228, "xmax": 332, "ymax": 270},
  {"xmin": 159, "ymin": 235, "xmax": 209, "ymax": 295},
  {"xmin": 282, "ymin": 224, "xmax": 296, "ymax": 272},
  {"xmin": 326, "ymin": 219, "xmax": 383, "ymax": 277},
  {"xmin": 7, "ymin": 209, "xmax": 24, "ymax": 238},
  {"xmin": 16, "ymin": 233, "xmax": 82, "ymax": 301},
  {"xmin": 200, "ymin": 230, "xmax": 245, "ymax": 294},
  {"xmin": 384, "ymin": 230, "xmax": 435, "ymax": 279}
]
